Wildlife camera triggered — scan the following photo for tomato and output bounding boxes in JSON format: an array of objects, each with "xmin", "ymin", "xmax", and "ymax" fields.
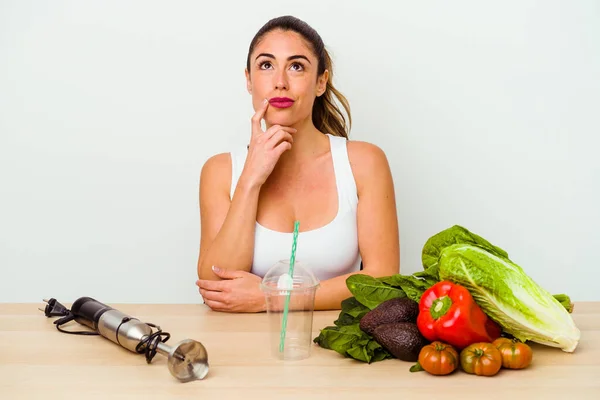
[
  {"xmin": 418, "ymin": 341, "xmax": 459, "ymax": 376},
  {"xmin": 493, "ymin": 337, "xmax": 533, "ymax": 369},
  {"xmin": 460, "ymin": 342, "xmax": 502, "ymax": 376}
]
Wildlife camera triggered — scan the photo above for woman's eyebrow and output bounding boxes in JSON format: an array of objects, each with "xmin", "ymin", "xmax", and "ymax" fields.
[{"xmin": 255, "ymin": 53, "xmax": 312, "ymax": 64}]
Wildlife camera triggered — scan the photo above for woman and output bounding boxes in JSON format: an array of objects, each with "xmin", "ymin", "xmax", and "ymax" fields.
[{"xmin": 196, "ymin": 15, "xmax": 399, "ymax": 312}]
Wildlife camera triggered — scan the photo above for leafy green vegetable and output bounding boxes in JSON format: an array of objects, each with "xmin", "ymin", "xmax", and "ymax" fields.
[
  {"xmin": 346, "ymin": 274, "xmax": 405, "ymax": 310},
  {"xmin": 552, "ymin": 294, "xmax": 574, "ymax": 313},
  {"xmin": 412, "ymin": 264, "xmax": 440, "ymax": 285},
  {"xmin": 347, "ymin": 335, "xmax": 393, "ymax": 363},
  {"xmin": 409, "ymin": 361, "xmax": 424, "ymax": 372},
  {"xmin": 422, "ymin": 225, "xmax": 509, "ymax": 270},
  {"xmin": 313, "ymin": 322, "xmax": 392, "ymax": 363},
  {"xmin": 438, "ymin": 243, "xmax": 580, "ymax": 352},
  {"xmin": 313, "ymin": 325, "xmax": 361, "ymax": 353},
  {"xmin": 379, "ymin": 274, "xmax": 432, "ymax": 303},
  {"xmin": 334, "ymin": 297, "xmax": 370, "ymax": 327}
]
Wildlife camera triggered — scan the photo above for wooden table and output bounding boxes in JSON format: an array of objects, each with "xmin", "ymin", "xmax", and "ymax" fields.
[{"xmin": 1, "ymin": 302, "xmax": 599, "ymax": 399}]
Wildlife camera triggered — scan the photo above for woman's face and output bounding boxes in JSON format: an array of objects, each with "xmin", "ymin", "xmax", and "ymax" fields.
[{"xmin": 246, "ymin": 29, "xmax": 328, "ymax": 128}]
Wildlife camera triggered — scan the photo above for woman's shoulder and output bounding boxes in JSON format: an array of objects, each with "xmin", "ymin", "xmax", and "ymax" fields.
[
  {"xmin": 200, "ymin": 152, "xmax": 232, "ymax": 191},
  {"xmin": 201, "ymin": 152, "xmax": 231, "ymax": 174},
  {"xmin": 346, "ymin": 139, "xmax": 390, "ymax": 172},
  {"xmin": 344, "ymin": 140, "xmax": 393, "ymax": 193}
]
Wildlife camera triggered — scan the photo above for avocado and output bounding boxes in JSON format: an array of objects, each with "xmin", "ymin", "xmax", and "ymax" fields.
[
  {"xmin": 359, "ymin": 297, "xmax": 419, "ymax": 336},
  {"xmin": 372, "ymin": 322, "xmax": 429, "ymax": 362}
]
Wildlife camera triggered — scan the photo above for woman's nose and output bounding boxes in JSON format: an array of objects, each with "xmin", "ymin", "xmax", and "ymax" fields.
[{"xmin": 274, "ymin": 71, "xmax": 288, "ymax": 90}]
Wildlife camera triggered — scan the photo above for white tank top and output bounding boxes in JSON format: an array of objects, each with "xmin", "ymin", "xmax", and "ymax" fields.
[{"xmin": 229, "ymin": 134, "xmax": 362, "ymax": 281}]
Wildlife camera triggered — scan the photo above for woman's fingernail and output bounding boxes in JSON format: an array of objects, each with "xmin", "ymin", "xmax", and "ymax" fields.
[
  {"xmin": 212, "ymin": 265, "xmax": 220, "ymax": 272},
  {"xmin": 263, "ymin": 98, "xmax": 268, "ymax": 105}
]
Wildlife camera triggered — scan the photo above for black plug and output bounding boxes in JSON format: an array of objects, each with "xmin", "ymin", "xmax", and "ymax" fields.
[
  {"xmin": 38, "ymin": 298, "xmax": 71, "ymax": 318},
  {"xmin": 38, "ymin": 298, "xmax": 98, "ymax": 336}
]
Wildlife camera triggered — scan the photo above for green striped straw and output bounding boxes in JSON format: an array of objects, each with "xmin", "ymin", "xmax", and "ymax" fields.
[{"xmin": 279, "ymin": 220, "xmax": 300, "ymax": 353}]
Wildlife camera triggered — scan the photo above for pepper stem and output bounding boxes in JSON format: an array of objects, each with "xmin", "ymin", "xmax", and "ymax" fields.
[{"xmin": 430, "ymin": 296, "xmax": 453, "ymax": 319}]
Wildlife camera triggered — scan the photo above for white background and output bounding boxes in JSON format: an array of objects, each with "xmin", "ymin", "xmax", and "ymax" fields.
[{"xmin": 1, "ymin": 0, "xmax": 598, "ymax": 303}]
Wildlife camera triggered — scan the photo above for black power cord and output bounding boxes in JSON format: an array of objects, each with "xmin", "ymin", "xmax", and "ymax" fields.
[
  {"xmin": 39, "ymin": 298, "xmax": 99, "ymax": 335},
  {"xmin": 135, "ymin": 322, "xmax": 171, "ymax": 363}
]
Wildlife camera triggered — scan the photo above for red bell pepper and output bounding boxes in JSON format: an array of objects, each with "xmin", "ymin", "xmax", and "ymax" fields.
[{"xmin": 417, "ymin": 281, "xmax": 502, "ymax": 349}]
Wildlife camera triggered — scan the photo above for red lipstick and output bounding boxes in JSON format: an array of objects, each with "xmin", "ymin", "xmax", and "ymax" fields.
[{"xmin": 269, "ymin": 97, "xmax": 294, "ymax": 109}]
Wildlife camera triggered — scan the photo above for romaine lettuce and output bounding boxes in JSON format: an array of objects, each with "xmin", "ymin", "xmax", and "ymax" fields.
[{"xmin": 438, "ymin": 243, "xmax": 581, "ymax": 352}]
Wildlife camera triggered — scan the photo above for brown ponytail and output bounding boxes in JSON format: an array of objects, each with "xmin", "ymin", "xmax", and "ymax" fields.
[
  {"xmin": 312, "ymin": 49, "xmax": 352, "ymax": 139},
  {"xmin": 247, "ymin": 16, "xmax": 352, "ymax": 139}
]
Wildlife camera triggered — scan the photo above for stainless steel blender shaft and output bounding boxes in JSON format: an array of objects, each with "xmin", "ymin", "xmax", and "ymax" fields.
[{"xmin": 97, "ymin": 308, "xmax": 209, "ymax": 382}]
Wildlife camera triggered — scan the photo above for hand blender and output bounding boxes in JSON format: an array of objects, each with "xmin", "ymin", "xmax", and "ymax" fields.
[{"xmin": 40, "ymin": 296, "xmax": 209, "ymax": 383}]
